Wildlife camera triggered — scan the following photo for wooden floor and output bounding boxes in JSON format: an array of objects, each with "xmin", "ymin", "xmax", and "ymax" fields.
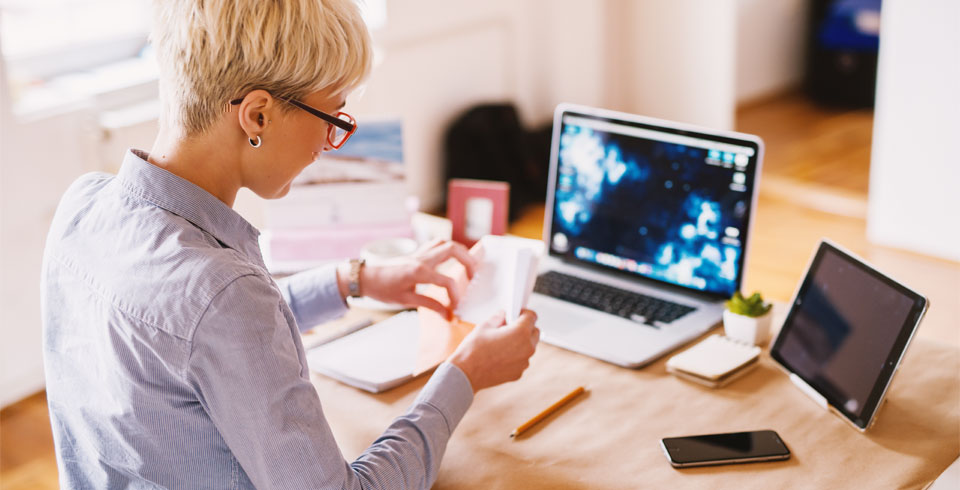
[
  {"xmin": 2, "ymin": 93, "xmax": 958, "ymax": 488},
  {"xmin": 737, "ymin": 93, "xmax": 875, "ymax": 195},
  {"xmin": 1, "ymin": 392, "xmax": 58, "ymax": 489}
]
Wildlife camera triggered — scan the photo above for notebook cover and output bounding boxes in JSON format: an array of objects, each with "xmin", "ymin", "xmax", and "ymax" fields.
[
  {"xmin": 666, "ymin": 334, "xmax": 761, "ymax": 381},
  {"xmin": 306, "ymin": 311, "xmax": 422, "ymax": 393}
]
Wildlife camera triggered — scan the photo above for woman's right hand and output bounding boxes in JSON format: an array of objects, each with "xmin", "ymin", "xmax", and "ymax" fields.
[
  {"xmin": 448, "ymin": 309, "xmax": 540, "ymax": 393},
  {"xmin": 350, "ymin": 239, "xmax": 477, "ymax": 320}
]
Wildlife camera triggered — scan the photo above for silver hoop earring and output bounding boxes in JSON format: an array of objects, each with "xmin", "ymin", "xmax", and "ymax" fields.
[{"xmin": 249, "ymin": 135, "xmax": 262, "ymax": 148}]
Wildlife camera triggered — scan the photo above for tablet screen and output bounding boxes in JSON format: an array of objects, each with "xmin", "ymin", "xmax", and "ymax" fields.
[{"xmin": 771, "ymin": 241, "xmax": 927, "ymax": 429}]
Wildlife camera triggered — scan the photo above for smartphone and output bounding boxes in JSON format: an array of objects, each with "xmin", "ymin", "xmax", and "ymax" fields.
[{"xmin": 660, "ymin": 430, "xmax": 790, "ymax": 468}]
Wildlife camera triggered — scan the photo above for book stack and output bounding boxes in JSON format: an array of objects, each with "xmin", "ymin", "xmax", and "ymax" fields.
[{"xmin": 261, "ymin": 119, "xmax": 416, "ymax": 273}]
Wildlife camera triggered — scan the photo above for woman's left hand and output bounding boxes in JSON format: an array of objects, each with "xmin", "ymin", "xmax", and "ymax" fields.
[{"xmin": 349, "ymin": 240, "xmax": 479, "ymax": 319}]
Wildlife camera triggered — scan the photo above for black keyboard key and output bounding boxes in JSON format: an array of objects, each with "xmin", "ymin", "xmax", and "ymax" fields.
[{"xmin": 533, "ymin": 271, "xmax": 696, "ymax": 325}]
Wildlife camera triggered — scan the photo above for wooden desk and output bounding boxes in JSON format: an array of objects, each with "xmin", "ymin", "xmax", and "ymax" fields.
[
  {"xmin": 309, "ymin": 203, "xmax": 959, "ymax": 487},
  {"xmin": 311, "ymin": 318, "xmax": 959, "ymax": 489}
]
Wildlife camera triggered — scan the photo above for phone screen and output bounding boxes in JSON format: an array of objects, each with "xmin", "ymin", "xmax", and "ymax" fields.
[{"xmin": 661, "ymin": 430, "xmax": 790, "ymax": 467}]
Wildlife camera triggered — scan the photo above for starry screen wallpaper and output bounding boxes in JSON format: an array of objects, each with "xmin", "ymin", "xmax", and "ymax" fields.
[{"xmin": 550, "ymin": 118, "xmax": 756, "ymax": 297}]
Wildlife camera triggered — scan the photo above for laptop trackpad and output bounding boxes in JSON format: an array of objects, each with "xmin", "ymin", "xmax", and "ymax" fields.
[{"xmin": 528, "ymin": 295, "xmax": 595, "ymax": 335}]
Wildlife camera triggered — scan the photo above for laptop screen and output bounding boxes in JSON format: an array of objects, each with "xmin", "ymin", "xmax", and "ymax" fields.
[{"xmin": 547, "ymin": 110, "xmax": 761, "ymax": 298}]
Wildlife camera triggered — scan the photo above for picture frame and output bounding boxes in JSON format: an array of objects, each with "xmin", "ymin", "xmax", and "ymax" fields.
[{"xmin": 447, "ymin": 179, "xmax": 509, "ymax": 246}]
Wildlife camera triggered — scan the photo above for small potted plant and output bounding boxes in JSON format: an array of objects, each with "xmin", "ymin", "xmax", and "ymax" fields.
[{"xmin": 723, "ymin": 291, "xmax": 773, "ymax": 346}]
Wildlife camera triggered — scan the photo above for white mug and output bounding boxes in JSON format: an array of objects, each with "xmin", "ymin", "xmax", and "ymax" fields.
[{"xmin": 360, "ymin": 237, "xmax": 418, "ymax": 265}]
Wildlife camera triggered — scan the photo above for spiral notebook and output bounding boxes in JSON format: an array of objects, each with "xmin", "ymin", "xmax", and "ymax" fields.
[{"xmin": 666, "ymin": 334, "xmax": 761, "ymax": 388}]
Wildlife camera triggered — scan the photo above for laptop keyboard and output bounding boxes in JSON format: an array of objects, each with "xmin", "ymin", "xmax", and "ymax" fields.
[{"xmin": 533, "ymin": 271, "xmax": 696, "ymax": 327}]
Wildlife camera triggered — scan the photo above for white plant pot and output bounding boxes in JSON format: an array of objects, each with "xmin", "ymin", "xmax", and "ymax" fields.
[{"xmin": 723, "ymin": 309, "xmax": 773, "ymax": 346}]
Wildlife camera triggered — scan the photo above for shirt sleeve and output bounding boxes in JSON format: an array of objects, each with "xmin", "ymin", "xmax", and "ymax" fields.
[
  {"xmin": 275, "ymin": 264, "xmax": 348, "ymax": 331},
  {"xmin": 187, "ymin": 274, "xmax": 474, "ymax": 490}
]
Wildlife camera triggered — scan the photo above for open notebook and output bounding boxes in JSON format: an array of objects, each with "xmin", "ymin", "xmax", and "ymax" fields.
[
  {"xmin": 306, "ymin": 311, "xmax": 420, "ymax": 393},
  {"xmin": 306, "ymin": 235, "xmax": 544, "ymax": 393}
]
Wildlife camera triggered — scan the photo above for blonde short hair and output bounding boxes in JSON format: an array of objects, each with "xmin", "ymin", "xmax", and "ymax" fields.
[{"xmin": 151, "ymin": 0, "xmax": 372, "ymax": 136}]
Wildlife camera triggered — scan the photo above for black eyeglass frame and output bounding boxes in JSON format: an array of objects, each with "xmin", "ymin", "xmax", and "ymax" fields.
[{"xmin": 229, "ymin": 94, "xmax": 357, "ymax": 148}]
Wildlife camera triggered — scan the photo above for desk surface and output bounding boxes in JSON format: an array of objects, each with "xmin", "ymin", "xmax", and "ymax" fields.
[
  {"xmin": 311, "ymin": 318, "xmax": 959, "ymax": 489},
  {"xmin": 309, "ymin": 203, "xmax": 960, "ymax": 487}
]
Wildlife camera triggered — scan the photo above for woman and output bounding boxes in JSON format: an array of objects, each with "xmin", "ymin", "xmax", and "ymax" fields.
[{"xmin": 41, "ymin": 1, "xmax": 539, "ymax": 488}]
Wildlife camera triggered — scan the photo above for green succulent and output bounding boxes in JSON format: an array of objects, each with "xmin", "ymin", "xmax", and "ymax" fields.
[{"xmin": 725, "ymin": 291, "xmax": 772, "ymax": 318}]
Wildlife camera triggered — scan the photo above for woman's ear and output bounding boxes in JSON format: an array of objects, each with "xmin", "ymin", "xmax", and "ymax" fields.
[{"xmin": 235, "ymin": 89, "xmax": 274, "ymax": 144}]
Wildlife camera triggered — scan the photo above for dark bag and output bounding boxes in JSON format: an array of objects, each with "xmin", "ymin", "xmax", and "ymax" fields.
[{"xmin": 443, "ymin": 104, "xmax": 552, "ymax": 221}]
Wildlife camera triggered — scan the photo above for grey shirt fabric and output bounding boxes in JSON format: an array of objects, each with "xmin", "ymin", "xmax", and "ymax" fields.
[{"xmin": 41, "ymin": 149, "xmax": 474, "ymax": 489}]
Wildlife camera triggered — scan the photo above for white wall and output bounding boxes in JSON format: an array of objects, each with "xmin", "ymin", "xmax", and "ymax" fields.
[
  {"xmin": 339, "ymin": 0, "xmax": 609, "ymax": 211},
  {"xmin": 735, "ymin": 0, "xmax": 808, "ymax": 103},
  {"xmin": 867, "ymin": 0, "xmax": 960, "ymax": 262},
  {"xmin": 608, "ymin": 0, "xmax": 738, "ymax": 130},
  {"xmin": 340, "ymin": 0, "xmax": 773, "ymax": 208}
]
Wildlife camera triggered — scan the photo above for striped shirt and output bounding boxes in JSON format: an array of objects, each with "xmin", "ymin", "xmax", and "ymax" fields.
[{"xmin": 41, "ymin": 149, "xmax": 474, "ymax": 489}]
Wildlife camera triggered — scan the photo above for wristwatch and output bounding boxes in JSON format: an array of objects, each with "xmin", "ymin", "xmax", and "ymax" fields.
[{"xmin": 347, "ymin": 258, "xmax": 365, "ymax": 298}]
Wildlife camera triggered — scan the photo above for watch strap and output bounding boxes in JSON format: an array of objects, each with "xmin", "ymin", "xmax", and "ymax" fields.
[{"xmin": 347, "ymin": 258, "xmax": 365, "ymax": 297}]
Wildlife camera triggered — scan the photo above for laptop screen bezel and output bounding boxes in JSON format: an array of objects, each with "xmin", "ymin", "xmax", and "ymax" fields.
[{"xmin": 542, "ymin": 104, "xmax": 764, "ymax": 301}]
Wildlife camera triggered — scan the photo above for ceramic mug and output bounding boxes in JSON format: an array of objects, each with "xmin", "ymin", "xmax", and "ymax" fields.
[{"xmin": 360, "ymin": 237, "xmax": 419, "ymax": 265}]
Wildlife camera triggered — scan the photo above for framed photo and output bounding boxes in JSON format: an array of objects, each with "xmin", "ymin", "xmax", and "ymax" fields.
[{"xmin": 447, "ymin": 179, "xmax": 509, "ymax": 246}]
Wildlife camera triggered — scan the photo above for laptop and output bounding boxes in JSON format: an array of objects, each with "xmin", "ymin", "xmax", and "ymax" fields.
[{"xmin": 527, "ymin": 104, "xmax": 764, "ymax": 368}]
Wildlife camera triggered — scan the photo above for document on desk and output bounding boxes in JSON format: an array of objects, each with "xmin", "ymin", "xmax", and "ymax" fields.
[
  {"xmin": 306, "ymin": 235, "xmax": 544, "ymax": 392},
  {"xmin": 456, "ymin": 235, "xmax": 543, "ymax": 324},
  {"xmin": 415, "ymin": 235, "xmax": 544, "ymax": 374}
]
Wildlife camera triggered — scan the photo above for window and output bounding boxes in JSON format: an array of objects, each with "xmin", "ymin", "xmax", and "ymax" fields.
[
  {"xmin": 1, "ymin": 0, "xmax": 151, "ymax": 79},
  {"xmin": 0, "ymin": 0, "xmax": 384, "ymax": 114}
]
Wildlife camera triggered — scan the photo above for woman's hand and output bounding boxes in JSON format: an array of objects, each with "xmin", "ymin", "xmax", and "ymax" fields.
[
  {"xmin": 341, "ymin": 240, "xmax": 479, "ymax": 318},
  {"xmin": 448, "ymin": 309, "xmax": 540, "ymax": 392}
]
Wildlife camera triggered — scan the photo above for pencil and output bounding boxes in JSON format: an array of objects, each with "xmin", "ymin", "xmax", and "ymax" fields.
[{"xmin": 509, "ymin": 386, "xmax": 586, "ymax": 438}]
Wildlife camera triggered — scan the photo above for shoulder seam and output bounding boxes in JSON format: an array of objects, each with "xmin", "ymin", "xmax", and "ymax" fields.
[
  {"xmin": 183, "ymin": 271, "xmax": 275, "ymax": 377},
  {"xmin": 48, "ymin": 250, "xmax": 262, "ymax": 342}
]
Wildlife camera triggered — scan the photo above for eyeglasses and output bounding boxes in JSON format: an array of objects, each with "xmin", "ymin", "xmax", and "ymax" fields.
[{"xmin": 229, "ymin": 95, "xmax": 357, "ymax": 149}]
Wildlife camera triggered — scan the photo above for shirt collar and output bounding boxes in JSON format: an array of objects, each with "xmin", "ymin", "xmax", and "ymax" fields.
[{"xmin": 117, "ymin": 149, "xmax": 263, "ymax": 262}]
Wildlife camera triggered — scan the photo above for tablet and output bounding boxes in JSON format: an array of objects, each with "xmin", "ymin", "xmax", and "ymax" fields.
[{"xmin": 770, "ymin": 240, "xmax": 928, "ymax": 431}]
